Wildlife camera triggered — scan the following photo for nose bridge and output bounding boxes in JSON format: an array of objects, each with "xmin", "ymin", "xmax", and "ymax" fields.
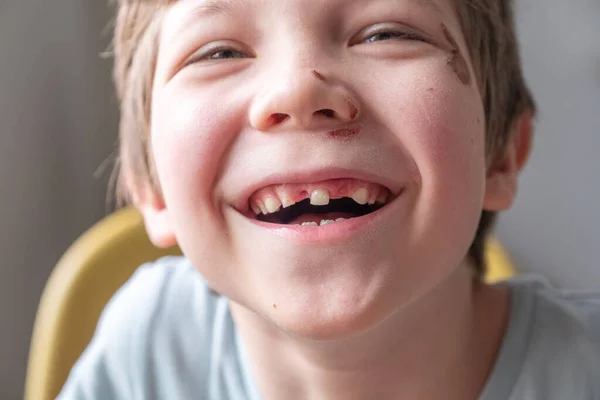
[
  {"xmin": 269, "ymin": 67, "xmax": 325, "ymax": 123},
  {"xmin": 249, "ymin": 46, "xmax": 358, "ymax": 131},
  {"xmin": 263, "ymin": 26, "xmax": 323, "ymax": 91}
]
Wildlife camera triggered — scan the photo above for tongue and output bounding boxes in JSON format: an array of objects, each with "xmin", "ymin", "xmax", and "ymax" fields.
[{"xmin": 290, "ymin": 212, "xmax": 356, "ymax": 225}]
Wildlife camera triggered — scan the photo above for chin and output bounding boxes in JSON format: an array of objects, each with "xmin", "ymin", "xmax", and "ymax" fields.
[
  {"xmin": 275, "ymin": 309, "xmax": 383, "ymax": 342},
  {"xmin": 257, "ymin": 267, "xmax": 401, "ymax": 341}
]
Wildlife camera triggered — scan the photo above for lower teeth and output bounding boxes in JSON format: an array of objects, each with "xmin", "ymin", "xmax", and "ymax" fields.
[{"xmin": 300, "ymin": 218, "xmax": 348, "ymax": 226}]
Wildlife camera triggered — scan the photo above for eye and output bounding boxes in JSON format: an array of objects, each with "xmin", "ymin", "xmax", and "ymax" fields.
[
  {"xmin": 205, "ymin": 48, "xmax": 247, "ymax": 60},
  {"xmin": 354, "ymin": 24, "xmax": 428, "ymax": 46},
  {"xmin": 183, "ymin": 42, "xmax": 251, "ymax": 67},
  {"xmin": 364, "ymin": 30, "xmax": 419, "ymax": 43}
]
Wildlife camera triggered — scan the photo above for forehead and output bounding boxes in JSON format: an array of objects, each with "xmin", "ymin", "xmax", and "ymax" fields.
[
  {"xmin": 188, "ymin": 0, "xmax": 444, "ymax": 14},
  {"xmin": 165, "ymin": 0, "xmax": 453, "ymax": 25}
]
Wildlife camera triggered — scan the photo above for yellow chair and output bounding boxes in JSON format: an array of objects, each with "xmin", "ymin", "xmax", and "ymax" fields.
[
  {"xmin": 25, "ymin": 207, "xmax": 181, "ymax": 400},
  {"xmin": 484, "ymin": 236, "xmax": 518, "ymax": 283},
  {"xmin": 25, "ymin": 207, "xmax": 517, "ymax": 400}
]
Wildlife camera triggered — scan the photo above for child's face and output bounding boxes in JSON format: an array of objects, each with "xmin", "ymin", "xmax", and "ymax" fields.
[{"xmin": 145, "ymin": 0, "xmax": 498, "ymax": 338}]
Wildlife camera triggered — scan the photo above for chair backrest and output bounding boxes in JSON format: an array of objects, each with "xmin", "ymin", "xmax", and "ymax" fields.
[
  {"xmin": 25, "ymin": 207, "xmax": 181, "ymax": 400},
  {"xmin": 484, "ymin": 236, "xmax": 518, "ymax": 283},
  {"xmin": 25, "ymin": 207, "xmax": 517, "ymax": 400}
]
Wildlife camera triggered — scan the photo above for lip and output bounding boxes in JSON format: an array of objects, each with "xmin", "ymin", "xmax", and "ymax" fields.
[
  {"xmin": 231, "ymin": 167, "xmax": 405, "ymax": 215},
  {"xmin": 238, "ymin": 187, "xmax": 406, "ymax": 245}
]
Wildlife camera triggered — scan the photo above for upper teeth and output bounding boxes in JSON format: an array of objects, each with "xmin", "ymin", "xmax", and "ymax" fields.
[
  {"xmin": 350, "ymin": 188, "xmax": 369, "ymax": 205},
  {"xmin": 249, "ymin": 181, "xmax": 389, "ymax": 216},
  {"xmin": 310, "ymin": 189, "xmax": 330, "ymax": 206},
  {"xmin": 264, "ymin": 197, "xmax": 281, "ymax": 214},
  {"xmin": 281, "ymin": 196, "xmax": 296, "ymax": 208}
]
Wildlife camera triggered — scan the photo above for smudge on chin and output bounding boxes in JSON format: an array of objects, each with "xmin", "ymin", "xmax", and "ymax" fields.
[{"xmin": 441, "ymin": 24, "xmax": 471, "ymax": 86}]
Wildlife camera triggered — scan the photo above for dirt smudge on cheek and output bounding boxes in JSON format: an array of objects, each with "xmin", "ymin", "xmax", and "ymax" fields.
[{"xmin": 441, "ymin": 24, "xmax": 471, "ymax": 86}]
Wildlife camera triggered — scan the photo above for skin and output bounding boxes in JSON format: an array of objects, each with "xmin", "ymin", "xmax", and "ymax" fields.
[{"xmin": 139, "ymin": 0, "xmax": 532, "ymax": 398}]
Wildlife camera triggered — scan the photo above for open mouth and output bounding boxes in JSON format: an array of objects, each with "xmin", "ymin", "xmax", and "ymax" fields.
[{"xmin": 247, "ymin": 178, "xmax": 393, "ymax": 226}]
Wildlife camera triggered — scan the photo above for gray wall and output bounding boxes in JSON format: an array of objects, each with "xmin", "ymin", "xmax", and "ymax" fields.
[
  {"xmin": 0, "ymin": 0, "xmax": 598, "ymax": 398},
  {"xmin": 0, "ymin": 1, "xmax": 117, "ymax": 398},
  {"xmin": 497, "ymin": 0, "xmax": 600, "ymax": 290}
]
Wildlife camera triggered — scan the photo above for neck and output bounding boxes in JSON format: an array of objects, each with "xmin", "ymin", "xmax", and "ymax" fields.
[{"xmin": 230, "ymin": 266, "xmax": 509, "ymax": 400}]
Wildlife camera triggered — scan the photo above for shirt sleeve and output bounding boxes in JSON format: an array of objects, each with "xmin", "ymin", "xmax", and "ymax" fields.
[{"xmin": 57, "ymin": 262, "xmax": 174, "ymax": 400}]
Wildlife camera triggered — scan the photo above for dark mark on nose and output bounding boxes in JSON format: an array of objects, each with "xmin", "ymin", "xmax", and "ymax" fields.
[{"xmin": 312, "ymin": 70, "xmax": 326, "ymax": 81}]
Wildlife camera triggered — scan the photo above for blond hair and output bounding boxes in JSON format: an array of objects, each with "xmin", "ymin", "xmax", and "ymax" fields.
[{"xmin": 110, "ymin": 0, "xmax": 535, "ymax": 277}]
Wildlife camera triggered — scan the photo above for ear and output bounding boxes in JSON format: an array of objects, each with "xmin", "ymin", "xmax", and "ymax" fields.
[
  {"xmin": 136, "ymin": 192, "xmax": 178, "ymax": 249},
  {"xmin": 483, "ymin": 111, "xmax": 534, "ymax": 211}
]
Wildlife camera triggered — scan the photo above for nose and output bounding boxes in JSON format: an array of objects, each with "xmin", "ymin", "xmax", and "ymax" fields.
[{"xmin": 249, "ymin": 69, "xmax": 360, "ymax": 131}]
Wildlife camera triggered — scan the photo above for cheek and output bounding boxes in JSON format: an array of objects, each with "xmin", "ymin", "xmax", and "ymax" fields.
[
  {"xmin": 150, "ymin": 85, "xmax": 239, "ymax": 210},
  {"xmin": 150, "ymin": 84, "xmax": 247, "ymax": 284},
  {"xmin": 372, "ymin": 62, "xmax": 485, "ymax": 186},
  {"xmin": 409, "ymin": 85, "xmax": 485, "ymax": 196},
  {"xmin": 413, "ymin": 88, "xmax": 486, "ymax": 237},
  {"xmin": 372, "ymin": 62, "xmax": 486, "ymax": 246}
]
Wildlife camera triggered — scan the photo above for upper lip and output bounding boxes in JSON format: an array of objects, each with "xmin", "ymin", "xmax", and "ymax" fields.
[{"xmin": 230, "ymin": 167, "xmax": 405, "ymax": 215}]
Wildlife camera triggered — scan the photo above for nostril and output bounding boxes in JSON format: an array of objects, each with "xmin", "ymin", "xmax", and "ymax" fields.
[
  {"xmin": 269, "ymin": 113, "xmax": 288, "ymax": 124},
  {"xmin": 317, "ymin": 109, "xmax": 335, "ymax": 118}
]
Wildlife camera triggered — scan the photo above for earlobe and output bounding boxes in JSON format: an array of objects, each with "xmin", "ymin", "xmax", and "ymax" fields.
[
  {"xmin": 137, "ymin": 194, "xmax": 178, "ymax": 249},
  {"xmin": 483, "ymin": 112, "xmax": 534, "ymax": 211}
]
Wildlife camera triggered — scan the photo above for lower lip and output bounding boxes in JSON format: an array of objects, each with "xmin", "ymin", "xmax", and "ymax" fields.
[{"xmin": 245, "ymin": 190, "xmax": 405, "ymax": 245}]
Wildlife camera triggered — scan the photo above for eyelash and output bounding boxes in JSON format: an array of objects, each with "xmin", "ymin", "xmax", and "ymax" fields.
[
  {"xmin": 359, "ymin": 28, "xmax": 427, "ymax": 45},
  {"xmin": 203, "ymin": 48, "xmax": 247, "ymax": 60},
  {"xmin": 183, "ymin": 44, "xmax": 249, "ymax": 66}
]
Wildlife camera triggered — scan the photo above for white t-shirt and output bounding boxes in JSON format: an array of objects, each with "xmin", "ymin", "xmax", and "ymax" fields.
[{"xmin": 58, "ymin": 256, "xmax": 600, "ymax": 400}]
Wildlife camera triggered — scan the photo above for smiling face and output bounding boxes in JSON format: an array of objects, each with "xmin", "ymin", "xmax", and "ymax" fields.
[{"xmin": 144, "ymin": 0, "xmax": 492, "ymax": 339}]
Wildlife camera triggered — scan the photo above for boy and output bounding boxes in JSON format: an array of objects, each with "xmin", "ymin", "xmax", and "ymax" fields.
[{"xmin": 59, "ymin": 0, "xmax": 600, "ymax": 398}]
